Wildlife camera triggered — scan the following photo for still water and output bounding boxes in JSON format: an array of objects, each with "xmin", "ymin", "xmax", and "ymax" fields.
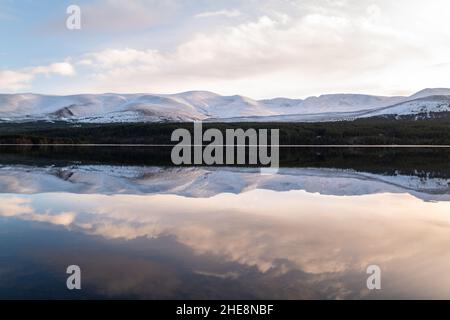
[{"xmin": 0, "ymin": 148, "xmax": 450, "ymax": 299}]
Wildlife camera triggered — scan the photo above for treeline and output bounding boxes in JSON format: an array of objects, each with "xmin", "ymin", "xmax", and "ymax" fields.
[{"xmin": 0, "ymin": 116, "xmax": 450, "ymax": 145}]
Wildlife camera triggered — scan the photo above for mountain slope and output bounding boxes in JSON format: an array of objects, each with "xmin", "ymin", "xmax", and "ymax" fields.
[
  {"xmin": 360, "ymin": 95, "xmax": 450, "ymax": 119},
  {"xmin": 0, "ymin": 89, "xmax": 449, "ymax": 123}
]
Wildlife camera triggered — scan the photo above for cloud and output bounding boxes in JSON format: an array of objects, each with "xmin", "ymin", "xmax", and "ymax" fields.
[
  {"xmin": 31, "ymin": 62, "xmax": 75, "ymax": 77},
  {"xmin": 80, "ymin": 48, "xmax": 159, "ymax": 68},
  {"xmin": 5, "ymin": 0, "xmax": 450, "ymax": 97},
  {"xmin": 0, "ymin": 62, "xmax": 75, "ymax": 91},
  {"xmin": 195, "ymin": 9, "xmax": 242, "ymax": 18},
  {"xmin": 0, "ymin": 70, "xmax": 34, "ymax": 91},
  {"xmin": 71, "ymin": 7, "xmax": 421, "ymax": 97}
]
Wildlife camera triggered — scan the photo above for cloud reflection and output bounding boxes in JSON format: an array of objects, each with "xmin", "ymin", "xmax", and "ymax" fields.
[{"xmin": 2, "ymin": 189, "xmax": 450, "ymax": 298}]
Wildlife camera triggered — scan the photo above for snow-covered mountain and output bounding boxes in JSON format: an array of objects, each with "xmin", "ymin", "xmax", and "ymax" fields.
[{"xmin": 0, "ymin": 88, "xmax": 449, "ymax": 123}]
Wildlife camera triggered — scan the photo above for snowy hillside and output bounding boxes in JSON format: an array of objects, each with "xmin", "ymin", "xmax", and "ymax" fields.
[{"xmin": 0, "ymin": 88, "xmax": 449, "ymax": 123}]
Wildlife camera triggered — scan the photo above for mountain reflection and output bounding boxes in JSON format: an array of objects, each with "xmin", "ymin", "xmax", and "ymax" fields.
[{"xmin": 0, "ymin": 165, "xmax": 449, "ymax": 201}]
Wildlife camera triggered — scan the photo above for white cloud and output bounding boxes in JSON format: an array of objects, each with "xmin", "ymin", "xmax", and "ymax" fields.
[
  {"xmin": 80, "ymin": 48, "xmax": 159, "ymax": 68},
  {"xmin": 0, "ymin": 70, "xmax": 34, "ymax": 91},
  {"xmin": 195, "ymin": 9, "xmax": 242, "ymax": 19},
  {"xmin": 5, "ymin": 0, "xmax": 450, "ymax": 98},
  {"xmin": 31, "ymin": 62, "xmax": 75, "ymax": 77},
  {"xmin": 72, "ymin": 8, "xmax": 422, "ymax": 97},
  {"xmin": 0, "ymin": 62, "xmax": 75, "ymax": 91}
]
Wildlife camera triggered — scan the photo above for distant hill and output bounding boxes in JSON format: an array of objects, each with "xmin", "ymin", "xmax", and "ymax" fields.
[{"xmin": 0, "ymin": 88, "xmax": 450, "ymax": 123}]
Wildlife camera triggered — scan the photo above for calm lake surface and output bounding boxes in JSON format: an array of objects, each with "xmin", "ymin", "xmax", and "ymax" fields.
[{"xmin": 0, "ymin": 147, "xmax": 450, "ymax": 299}]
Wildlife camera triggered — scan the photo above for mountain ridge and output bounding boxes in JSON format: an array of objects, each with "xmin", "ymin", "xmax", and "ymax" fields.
[{"xmin": 1, "ymin": 88, "xmax": 450, "ymax": 123}]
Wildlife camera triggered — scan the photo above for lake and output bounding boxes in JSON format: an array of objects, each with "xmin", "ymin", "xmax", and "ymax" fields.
[{"xmin": 0, "ymin": 147, "xmax": 449, "ymax": 299}]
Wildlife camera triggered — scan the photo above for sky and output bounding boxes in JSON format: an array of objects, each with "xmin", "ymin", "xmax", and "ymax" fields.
[{"xmin": 1, "ymin": 0, "xmax": 450, "ymax": 99}]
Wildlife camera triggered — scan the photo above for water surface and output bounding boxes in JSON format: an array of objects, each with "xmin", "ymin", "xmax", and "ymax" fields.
[{"xmin": 0, "ymin": 148, "xmax": 449, "ymax": 299}]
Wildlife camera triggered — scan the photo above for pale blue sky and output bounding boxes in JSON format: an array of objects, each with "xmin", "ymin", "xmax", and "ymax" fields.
[{"xmin": 1, "ymin": 0, "xmax": 450, "ymax": 98}]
